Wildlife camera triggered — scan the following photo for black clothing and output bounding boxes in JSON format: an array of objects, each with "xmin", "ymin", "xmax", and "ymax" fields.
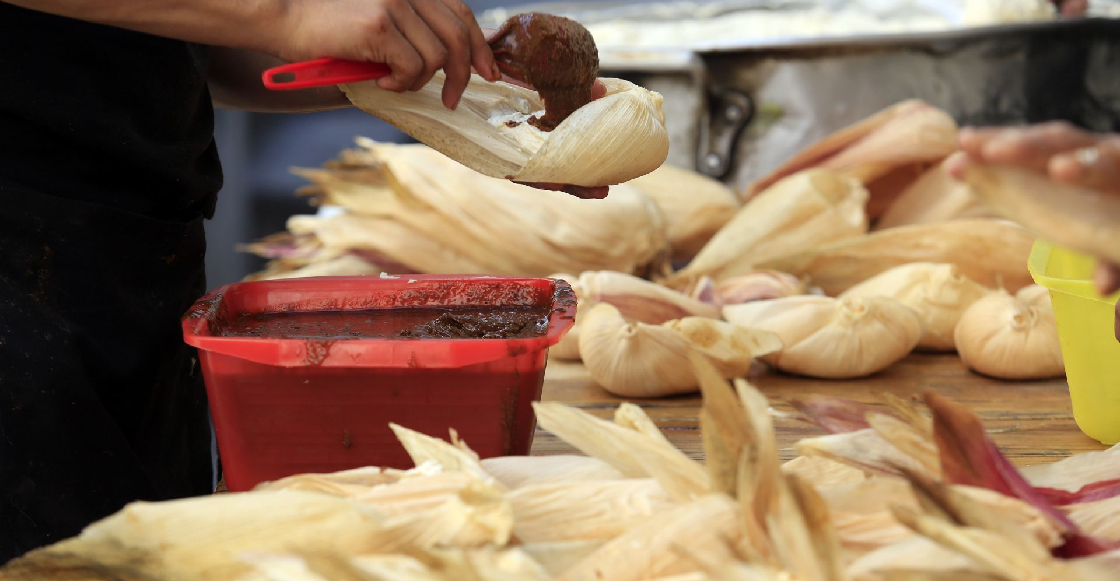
[{"xmin": 0, "ymin": 5, "xmax": 221, "ymax": 561}]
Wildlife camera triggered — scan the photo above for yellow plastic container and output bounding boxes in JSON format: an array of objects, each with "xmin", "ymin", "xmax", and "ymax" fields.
[{"xmin": 1028, "ymin": 240, "xmax": 1120, "ymax": 445}]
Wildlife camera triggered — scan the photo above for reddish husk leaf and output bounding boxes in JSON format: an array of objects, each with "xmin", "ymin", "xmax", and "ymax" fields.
[
  {"xmin": 925, "ymin": 392, "xmax": 1120, "ymax": 558},
  {"xmin": 1037, "ymin": 478, "xmax": 1120, "ymax": 506},
  {"xmin": 790, "ymin": 395, "xmax": 896, "ymax": 434}
]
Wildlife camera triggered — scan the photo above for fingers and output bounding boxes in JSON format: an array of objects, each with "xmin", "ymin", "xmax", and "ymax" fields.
[
  {"xmin": 384, "ymin": 1, "xmax": 451, "ymax": 94},
  {"xmin": 409, "ymin": 0, "xmax": 474, "ymax": 107},
  {"xmin": 442, "ymin": 0, "xmax": 500, "ymax": 82},
  {"xmin": 1095, "ymin": 262, "xmax": 1120, "ymax": 296},
  {"xmin": 961, "ymin": 122, "xmax": 1098, "ymax": 173},
  {"xmin": 1049, "ymin": 139, "xmax": 1120, "ymax": 194},
  {"xmin": 943, "ymin": 151, "xmax": 971, "ymax": 181},
  {"xmin": 591, "ymin": 80, "xmax": 608, "ymax": 100},
  {"xmin": 368, "ymin": 11, "xmax": 427, "ymax": 93}
]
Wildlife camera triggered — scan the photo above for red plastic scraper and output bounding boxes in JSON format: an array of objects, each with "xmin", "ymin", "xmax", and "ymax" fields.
[{"xmin": 262, "ymin": 58, "xmax": 389, "ymax": 90}]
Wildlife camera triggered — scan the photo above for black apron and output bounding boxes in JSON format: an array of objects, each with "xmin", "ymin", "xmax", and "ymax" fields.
[{"xmin": 0, "ymin": 5, "xmax": 222, "ymax": 561}]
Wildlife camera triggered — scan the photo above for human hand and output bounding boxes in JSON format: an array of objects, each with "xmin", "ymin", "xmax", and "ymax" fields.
[
  {"xmin": 276, "ymin": 0, "xmax": 502, "ymax": 110},
  {"xmin": 1052, "ymin": 0, "xmax": 1089, "ymax": 16},
  {"xmin": 946, "ymin": 122, "xmax": 1120, "ymax": 294}
]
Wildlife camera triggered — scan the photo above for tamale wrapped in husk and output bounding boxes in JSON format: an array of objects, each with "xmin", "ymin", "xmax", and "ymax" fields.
[
  {"xmin": 624, "ymin": 163, "xmax": 740, "ymax": 262},
  {"xmin": 343, "ymin": 75, "xmax": 669, "ymax": 187}
]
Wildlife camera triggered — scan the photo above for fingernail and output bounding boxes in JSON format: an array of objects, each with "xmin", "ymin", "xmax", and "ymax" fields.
[{"xmin": 491, "ymin": 62, "xmax": 502, "ymax": 81}]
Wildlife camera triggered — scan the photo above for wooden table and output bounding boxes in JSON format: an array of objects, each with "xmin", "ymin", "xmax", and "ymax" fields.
[{"xmin": 531, "ymin": 353, "xmax": 1106, "ymax": 467}]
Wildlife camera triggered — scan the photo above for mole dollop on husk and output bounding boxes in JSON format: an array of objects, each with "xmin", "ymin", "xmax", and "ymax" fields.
[{"xmin": 488, "ymin": 13, "xmax": 600, "ymax": 132}]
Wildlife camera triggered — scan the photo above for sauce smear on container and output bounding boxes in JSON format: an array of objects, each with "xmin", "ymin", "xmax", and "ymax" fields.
[{"xmin": 217, "ymin": 306, "xmax": 551, "ymax": 340}]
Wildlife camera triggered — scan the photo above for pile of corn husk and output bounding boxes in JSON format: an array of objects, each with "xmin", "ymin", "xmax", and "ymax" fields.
[
  {"xmin": 245, "ymin": 98, "xmax": 1082, "ymax": 391},
  {"xmin": 244, "ymin": 138, "xmax": 741, "ymax": 281},
  {"xmin": 5, "ymin": 355, "xmax": 1118, "ymax": 581}
]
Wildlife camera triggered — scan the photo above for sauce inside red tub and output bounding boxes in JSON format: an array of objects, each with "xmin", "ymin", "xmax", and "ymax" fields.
[{"xmin": 216, "ymin": 306, "xmax": 551, "ymax": 340}]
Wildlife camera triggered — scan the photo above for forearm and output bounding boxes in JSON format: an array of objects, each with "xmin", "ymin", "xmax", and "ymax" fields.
[
  {"xmin": 2, "ymin": 0, "xmax": 287, "ymax": 55},
  {"xmin": 209, "ymin": 47, "xmax": 351, "ymax": 113}
]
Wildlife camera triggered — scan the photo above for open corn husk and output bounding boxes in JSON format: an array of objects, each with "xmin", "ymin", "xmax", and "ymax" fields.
[
  {"xmin": 723, "ymin": 296, "xmax": 922, "ymax": 379},
  {"xmin": 745, "ymin": 100, "xmax": 958, "ymax": 219},
  {"xmin": 343, "ymin": 75, "xmax": 668, "ymax": 187},
  {"xmin": 841, "ymin": 263, "xmax": 990, "ymax": 351},
  {"xmin": 268, "ymin": 141, "xmax": 669, "ymax": 279},
  {"xmin": 625, "ymin": 163, "xmax": 741, "ymax": 261},
  {"xmin": 962, "ymin": 163, "xmax": 1120, "ymax": 265},
  {"xmin": 954, "ymin": 285, "xmax": 1063, "ymax": 380},
  {"xmin": 549, "ymin": 271, "xmax": 720, "ymax": 363},
  {"xmin": 876, "ymin": 164, "xmax": 993, "ymax": 230},
  {"xmin": 508, "ymin": 479, "xmax": 673, "ymax": 543},
  {"xmin": 577, "ymin": 303, "xmax": 782, "ymax": 397},
  {"xmin": 667, "ymin": 169, "xmax": 869, "ymax": 287},
  {"xmin": 480, "ymin": 455, "xmax": 625, "ymax": 489},
  {"xmin": 759, "ymin": 219, "xmax": 1036, "ymax": 296}
]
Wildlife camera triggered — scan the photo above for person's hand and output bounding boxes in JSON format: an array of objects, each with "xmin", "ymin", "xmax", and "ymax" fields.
[
  {"xmin": 276, "ymin": 0, "xmax": 502, "ymax": 110},
  {"xmin": 1052, "ymin": 0, "xmax": 1090, "ymax": 16},
  {"xmin": 946, "ymin": 122, "xmax": 1120, "ymax": 294}
]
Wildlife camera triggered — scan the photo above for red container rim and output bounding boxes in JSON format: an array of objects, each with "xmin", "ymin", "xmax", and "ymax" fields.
[{"xmin": 182, "ymin": 274, "xmax": 576, "ymax": 369}]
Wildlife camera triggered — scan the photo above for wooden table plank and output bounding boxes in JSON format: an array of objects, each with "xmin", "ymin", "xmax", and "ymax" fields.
[{"xmin": 530, "ymin": 353, "xmax": 1105, "ymax": 467}]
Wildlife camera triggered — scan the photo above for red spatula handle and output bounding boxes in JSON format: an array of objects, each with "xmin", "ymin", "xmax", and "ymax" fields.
[{"xmin": 262, "ymin": 58, "xmax": 390, "ymax": 90}]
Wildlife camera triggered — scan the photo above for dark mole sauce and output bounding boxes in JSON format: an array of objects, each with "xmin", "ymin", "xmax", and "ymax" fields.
[
  {"xmin": 489, "ymin": 13, "xmax": 599, "ymax": 131},
  {"xmin": 218, "ymin": 306, "xmax": 551, "ymax": 340}
]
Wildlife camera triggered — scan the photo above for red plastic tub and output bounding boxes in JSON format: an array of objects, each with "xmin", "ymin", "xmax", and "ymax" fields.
[{"xmin": 182, "ymin": 275, "xmax": 576, "ymax": 492}]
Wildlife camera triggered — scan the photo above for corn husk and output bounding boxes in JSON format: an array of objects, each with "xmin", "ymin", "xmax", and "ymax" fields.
[
  {"xmin": 1019, "ymin": 444, "xmax": 1120, "ymax": 493},
  {"xmin": 508, "ymin": 479, "xmax": 673, "ymax": 543},
  {"xmin": 1068, "ymin": 496, "xmax": 1120, "ymax": 540},
  {"xmin": 745, "ymin": 100, "xmax": 958, "ymax": 219},
  {"xmin": 781, "ymin": 456, "xmax": 867, "ymax": 488},
  {"xmin": 954, "ymin": 286, "xmax": 1063, "ymax": 380},
  {"xmin": 556, "ymin": 494, "xmax": 742, "ymax": 581},
  {"xmin": 0, "ymin": 492, "xmax": 391, "ymax": 581},
  {"xmin": 796, "ymin": 428, "xmax": 934, "ymax": 479},
  {"xmin": 759, "ymin": 219, "xmax": 1036, "ymax": 296},
  {"xmin": 876, "ymin": 164, "xmax": 993, "ymax": 230},
  {"xmin": 578, "ymin": 303, "xmax": 782, "ymax": 397},
  {"xmin": 480, "ymin": 455, "xmax": 625, "ymax": 490},
  {"xmin": 962, "ymin": 164, "xmax": 1120, "ymax": 265},
  {"xmin": 342, "ymin": 75, "xmax": 668, "ymax": 187},
  {"xmin": 532, "ymin": 401, "xmax": 709, "ymax": 501},
  {"xmin": 841, "ymin": 263, "xmax": 990, "ymax": 351},
  {"xmin": 625, "ymin": 163, "xmax": 741, "ymax": 261},
  {"xmin": 666, "ymin": 169, "xmax": 869, "ymax": 287},
  {"xmin": 259, "ymin": 141, "xmax": 670, "ymax": 280},
  {"xmin": 715, "ymin": 271, "xmax": 809, "ymax": 306},
  {"xmin": 724, "ymin": 296, "xmax": 922, "ymax": 379}
]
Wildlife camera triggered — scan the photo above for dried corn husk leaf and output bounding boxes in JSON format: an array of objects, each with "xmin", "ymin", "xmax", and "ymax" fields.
[
  {"xmin": 963, "ymin": 164, "xmax": 1120, "ymax": 265},
  {"xmin": 556, "ymin": 494, "xmax": 742, "ymax": 581},
  {"xmin": 767, "ymin": 473, "xmax": 845, "ymax": 581},
  {"xmin": 847, "ymin": 536, "xmax": 977, "ymax": 580},
  {"xmin": 1069, "ymin": 496, "xmax": 1120, "ymax": 541},
  {"xmin": 519, "ymin": 541, "xmax": 605, "ymax": 577},
  {"xmin": 389, "ymin": 424, "xmax": 491, "ymax": 482},
  {"xmin": 248, "ymin": 253, "xmax": 386, "ymax": 281},
  {"xmin": 255, "ymin": 466, "xmax": 400, "ymax": 496},
  {"xmin": 876, "ymin": 164, "xmax": 993, "ymax": 230},
  {"xmin": 343, "ymin": 75, "xmax": 668, "ymax": 186},
  {"xmin": 866, "ymin": 413, "xmax": 941, "ymax": 477},
  {"xmin": 781, "ymin": 456, "xmax": 867, "ymax": 487},
  {"xmin": 715, "ymin": 271, "xmax": 808, "ymax": 306},
  {"xmin": 508, "ymin": 478, "xmax": 673, "ymax": 542},
  {"xmin": 480, "ymin": 455, "xmax": 625, "ymax": 490},
  {"xmin": 667, "ymin": 169, "xmax": 869, "ymax": 287},
  {"xmin": 759, "ymin": 220, "xmax": 1036, "ymax": 296},
  {"xmin": 0, "ymin": 492, "xmax": 390, "ymax": 581},
  {"xmin": 841, "ymin": 263, "xmax": 989, "ymax": 351},
  {"xmin": 724, "ymin": 296, "xmax": 922, "ymax": 379},
  {"xmin": 745, "ymin": 100, "xmax": 958, "ymax": 219},
  {"xmin": 954, "ymin": 286, "xmax": 1063, "ymax": 380},
  {"xmin": 795, "ymin": 428, "xmax": 935, "ymax": 479},
  {"xmin": 626, "ymin": 163, "xmax": 741, "ymax": 261},
  {"xmin": 578, "ymin": 303, "xmax": 781, "ymax": 397},
  {"xmin": 1020, "ymin": 443, "xmax": 1120, "ymax": 494},
  {"xmin": 533, "ymin": 401, "xmax": 709, "ymax": 500},
  {"xmin": 282, "ymin": 142, "xmax": 669, "ymax": 278}
]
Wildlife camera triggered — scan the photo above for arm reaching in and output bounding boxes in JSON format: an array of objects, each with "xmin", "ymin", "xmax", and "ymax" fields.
[
  {"xmin": 3, "ymin": 0, "xmax": 501, "ymax": 110},
  {"xmin": 946, "ymin": 122, "xmax": 1120, "ymax": 294}
]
